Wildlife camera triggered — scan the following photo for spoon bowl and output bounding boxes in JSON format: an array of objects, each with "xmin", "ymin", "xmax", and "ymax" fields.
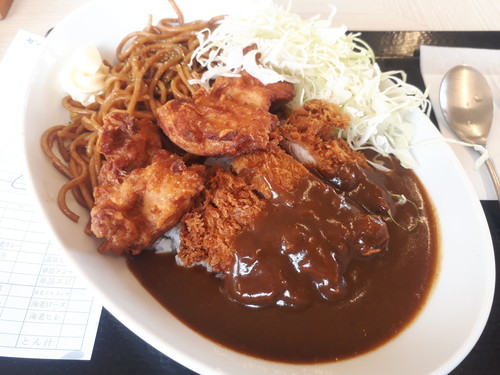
[
  {"xmin": 439, "ymin": 64, "xmax": 500, "ymax": 202},
  {"xmin": 439, "ymin": 65, "xmax": 493, "ymax": 145}
]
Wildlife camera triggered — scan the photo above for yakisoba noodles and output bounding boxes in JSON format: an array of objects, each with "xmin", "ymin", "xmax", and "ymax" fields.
[{"xmin": 41, "ymin": 0, "xmax": 223, "ymax": 230}]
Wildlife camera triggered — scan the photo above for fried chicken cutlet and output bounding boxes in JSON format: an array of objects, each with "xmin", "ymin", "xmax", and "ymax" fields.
[
  {"xmin": 178, "ymin": 148, "xmax": 389, "ymax": 308},
  {"xmin": 178, "ymin": 148, "xmax": 310, "ymax": 273},
  {"xmin": 90, "ymin": 112, "xmax": 205, "ymax": 255},
  {"xmin": 280, "ymin": 100, "xmax": 394, "ymax": 215},
  {"xmin": 231, "ymin": 148, "xmax": 389, "ymax": 258},
  {"xmin": 280, "ymin": 99, "xmax": 366, "ymax": 175},
  {"xmin": 157, "ymin": 72, "xmax": 294, "ymax": 157}
]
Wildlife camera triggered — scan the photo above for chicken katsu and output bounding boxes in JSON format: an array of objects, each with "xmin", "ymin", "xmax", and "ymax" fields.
[
  {"xmin": 280, "ymin": 100, "xmax": 395, "ymax": 215},
  {"xmin": 279, "ymin": 99, "xmax": 364, "ymax": 172},
  {"xmin": 176, "ymin": 146, "xmax": 388, "ymax": 308}
]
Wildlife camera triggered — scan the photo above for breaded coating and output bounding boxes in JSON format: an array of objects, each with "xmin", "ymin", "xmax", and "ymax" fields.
[
  {"xmin": 178, "ymin": 168, "xmax": 265, "ymax": 272},
  {"xmin": 231, "ymin": 147, "xmax": 311, "ymax": 200},
  {"xmin": 156, "ymin": 72, "xmax": 293, "ymax": 157},
  {"xmin": 97, "ymin": 112, "xmax": 163, "ymax": 185},
  {"xmin": 91, "ymin": 150, "xmax": 205, "ymax": 255},
  {"xmin": 287, "ymin": 98, "xmax": 352, "ymax": 132},
  {"xmin": 280, "ymin": 99, "xmax": 367, "ymax": 177}
]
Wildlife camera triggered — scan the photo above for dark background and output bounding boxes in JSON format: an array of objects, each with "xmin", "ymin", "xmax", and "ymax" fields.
[{"xmin": 1, "ymin": 31, "xmax": 499, "ymax": 375}]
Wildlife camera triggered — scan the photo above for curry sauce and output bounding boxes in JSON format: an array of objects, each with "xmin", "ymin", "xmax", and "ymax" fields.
[{"xmin": 128, "ymin": 160, "xmax": 439, "ymax": 363}]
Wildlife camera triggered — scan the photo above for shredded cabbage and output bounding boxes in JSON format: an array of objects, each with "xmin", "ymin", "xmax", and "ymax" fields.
[{"xmin": 189, "ymin": 3, "xmax": 430, "ymax": 168}]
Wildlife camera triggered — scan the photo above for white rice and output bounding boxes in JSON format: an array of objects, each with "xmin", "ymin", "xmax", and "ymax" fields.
[
  {"xmin": 152, "ymin": 225, "xmax": 180, "ymax": 254},
  {"xmin": 152, "ymin": 224, "xmax": 215, "ymax": 273}
]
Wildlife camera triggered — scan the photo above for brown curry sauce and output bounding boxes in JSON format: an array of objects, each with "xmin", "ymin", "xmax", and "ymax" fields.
[{"xmin": 128, "ymin": 159, "xmax": 439, "ymax": 363}]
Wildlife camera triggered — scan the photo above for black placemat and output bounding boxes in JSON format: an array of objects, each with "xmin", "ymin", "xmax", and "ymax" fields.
[{"xmin": 1, "ymin": 31, "xmax": 498, "ymax": 375}]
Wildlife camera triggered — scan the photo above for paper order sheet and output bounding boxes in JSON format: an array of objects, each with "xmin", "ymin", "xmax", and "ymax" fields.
[{"xmin": 0, "ymin": 31, "xmax": 101, "ymax": 360}]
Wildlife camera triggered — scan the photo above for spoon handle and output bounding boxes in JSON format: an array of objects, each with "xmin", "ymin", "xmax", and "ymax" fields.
[{"xmin": 484, "ymin": 157, "xmax": 500, "ymax": 205}]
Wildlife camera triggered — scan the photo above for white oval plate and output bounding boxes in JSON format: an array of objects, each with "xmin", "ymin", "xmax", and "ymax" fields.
[{"xmin": 21, "ymin": 0, "xmax": 495, "ymax": 374}]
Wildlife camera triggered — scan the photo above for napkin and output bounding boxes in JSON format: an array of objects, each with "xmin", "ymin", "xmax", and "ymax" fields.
[{"xmin": 420, "ymin": 45, "xmax": 500, "ymax": 201}]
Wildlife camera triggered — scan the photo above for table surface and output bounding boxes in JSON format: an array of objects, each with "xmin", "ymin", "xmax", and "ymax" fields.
[
  {"xmin": 0, "ymin": 1, "xmax": 499, "ymax": 374},
  {"xmin": 1, "ymin": 0, "xmax": 500, "ymax": 59}
]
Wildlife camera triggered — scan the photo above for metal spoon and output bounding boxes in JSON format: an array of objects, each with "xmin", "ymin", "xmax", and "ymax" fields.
[{"xmin": 439, "ymin": 64, "xmax": 500, "ymax": 203}]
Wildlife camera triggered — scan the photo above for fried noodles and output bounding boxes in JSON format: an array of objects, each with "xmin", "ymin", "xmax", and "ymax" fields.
[{"xmin": 41, "ymin": 0, "xmax": 222, "ymax": 227}]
